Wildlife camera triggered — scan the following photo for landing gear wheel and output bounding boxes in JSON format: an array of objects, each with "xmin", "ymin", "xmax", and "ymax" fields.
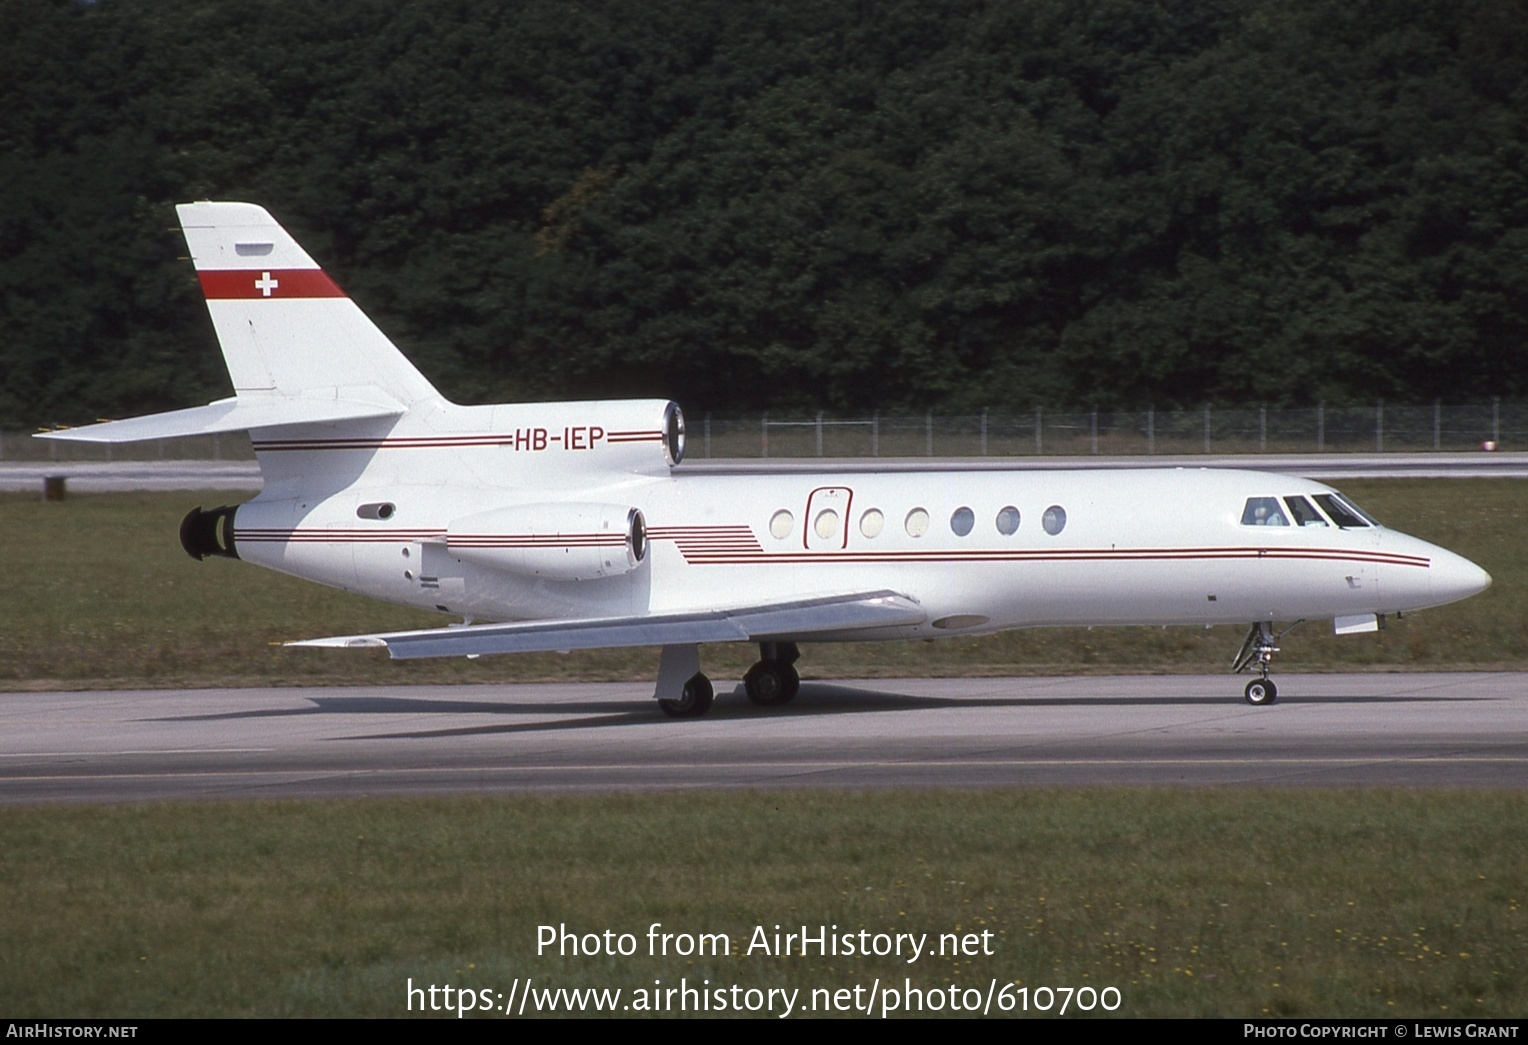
[
  {"xmin": 659, "ymin": 672, "xmax": 714, "ymax": 719},
  {"xmin": 1244, "ymin": 678, "xmax": 1278, "ymax": 706},
  {"xmin": 744, "ymin": 661, "xmax": 800, "ymax": 707}
]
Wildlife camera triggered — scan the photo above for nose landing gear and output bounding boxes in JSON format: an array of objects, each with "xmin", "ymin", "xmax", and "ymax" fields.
[{"xmin": 1233, "ymin": 621, "xmax": 1301, "ymax": 705}]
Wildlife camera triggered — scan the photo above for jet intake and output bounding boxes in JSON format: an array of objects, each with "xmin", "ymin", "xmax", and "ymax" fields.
[
  {"xmin": 180, "ymin": 505, "xmax": 240, "ymax": 561},
  {"xmin": 447, "ymin": 503, "xmax": 647, "ymax": 581}
]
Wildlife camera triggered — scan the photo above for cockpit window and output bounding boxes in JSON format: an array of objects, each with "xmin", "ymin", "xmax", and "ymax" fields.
[
  {"xmin": 1241, "ymin": 497, "xmax": 1289, "ymax": 526},
  {"xmin": 1339, "ymin": 493, "xmax": 1380, "ymax": 526},
  {"xmin": 1312, "ymin": 493, "xmax": 1373, "ymax": 529},
  {"xmin": 1283, "ymin": 496, "xmax": 1327, "ymax": 527}
]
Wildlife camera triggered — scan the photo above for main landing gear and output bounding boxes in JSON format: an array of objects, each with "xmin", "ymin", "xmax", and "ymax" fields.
[
  {"xmin": 744, "ymin": 642, "xmax": 800, "ymax": 707},
  {"xmin": 659, "ymin": 672, "xmax": 714, "ymax": 719},
  {"xmin": 655, "ymin": 643, "xmax": 714, "ymax": 719},
  {"xmin": 1232, "ymin": 621, "xmax": 1301, "ymax": 705},
  {"xmin": 654, "ymin": 642, "xmax": 803, "ymax": 718}
]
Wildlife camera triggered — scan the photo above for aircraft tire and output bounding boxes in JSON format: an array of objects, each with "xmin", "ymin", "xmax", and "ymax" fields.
[
  {"xmin": 1244, "ymin": 678, "xmax": 1278, "ymax": 706},
  {"xmin": 744, "ymin": 662, "xmax": 800, "ymax": 707},
  {"xmin": 659, "ymin": 672, "xmax": 714, "ymax": 718}
]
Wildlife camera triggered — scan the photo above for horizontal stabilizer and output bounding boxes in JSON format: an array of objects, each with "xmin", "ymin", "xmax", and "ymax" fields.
[
  {"xmin": 289, "ymin": 591, "xmax": 925, "ymax": 659},
  {"xmin": 36, "ymin": 393, "xmax": 405, "ymax": 444}
]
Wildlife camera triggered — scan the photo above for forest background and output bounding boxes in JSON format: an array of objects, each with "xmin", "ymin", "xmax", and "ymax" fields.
[{"xmin": 2, "ymin": 0, "xmax": 1525, "ymax": 429}]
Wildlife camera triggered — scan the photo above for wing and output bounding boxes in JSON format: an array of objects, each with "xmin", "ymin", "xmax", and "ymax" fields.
[{"xmin": 288, "ymin": 591, "xmax": 925, "ymax": 660}]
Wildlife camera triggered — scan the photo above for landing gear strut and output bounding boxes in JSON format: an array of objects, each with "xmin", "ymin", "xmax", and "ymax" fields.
[
  {"xmin": 1232, "ymin": 621, "xmax": 1301, "ymax": 705},
  {"xmin": 655, "ymin": 643, "xmax": 714, "ymax": 719},
  {"xmin": 744, "ymin": 641, "xmax": 800, "ymax": 707},
  {"xmin": 659, "ymin": 673, "xmax": 714, "ymax": 719}
]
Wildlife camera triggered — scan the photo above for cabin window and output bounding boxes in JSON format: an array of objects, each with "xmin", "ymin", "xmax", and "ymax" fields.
[
  {"xmin": 859, "ymin": 508, "xmax": 884, "ymax": 538},
  {"xmin": 950, "ymin": 506, "xmax": 975, "ymax": 537},
  {"xmin": 1312, "ymin": 493, "xmax": 1372, "ymax": 529},
  {"xmin": 1241, "ymin": 497, "xmax": 1289, "ymax": 526},
  {"xmin": 1042, "ymin": 505, "xmax": 1067, "ymax": 535},
  {"xmin": 996, "ymin": 506, "xmax": 1021, "ymax": 535},
  {"xmin": 1283, "ymin": 496, "xmax": 1327, "ymax": 527},
  {"xmin": 814, "ymin": 509, "xmax": 840, "ymax": 540},
  {"xmin": 905, "ymin": 508, "xmax": 930, "ymax": 537},
  {"xmin": 769, "ymin": 509, "xmax": 794, "ymax": 540}
]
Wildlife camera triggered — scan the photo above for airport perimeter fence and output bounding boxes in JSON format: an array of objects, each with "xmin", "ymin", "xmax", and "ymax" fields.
[{"xmin": 4, "ymin": 400, "xmax": 1522, "ymax": 462}]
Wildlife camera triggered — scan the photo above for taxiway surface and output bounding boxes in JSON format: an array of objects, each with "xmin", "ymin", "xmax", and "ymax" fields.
[{"xmin": 2, "ymin": 673, "xmax": 1524, "ymax": 803}]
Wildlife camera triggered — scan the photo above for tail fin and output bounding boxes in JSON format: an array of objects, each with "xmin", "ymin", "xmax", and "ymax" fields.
[
  {"xmin": 177, "ymin": 201, "xmax": 440, "ymax": 406},
  {"xmin": 41, "ymin": 202, "xmax": 440, "ymax": 444}
]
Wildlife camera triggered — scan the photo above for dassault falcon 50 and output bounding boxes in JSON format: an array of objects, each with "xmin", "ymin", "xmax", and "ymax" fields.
[{"xmin": 41, "ymin": 203, "xmax": 1493, "ymax": 717}]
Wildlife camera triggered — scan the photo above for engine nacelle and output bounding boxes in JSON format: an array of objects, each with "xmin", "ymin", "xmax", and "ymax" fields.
[{"xmin": 446, "ymin": 502, "xmax": 647, "ymax": 581}]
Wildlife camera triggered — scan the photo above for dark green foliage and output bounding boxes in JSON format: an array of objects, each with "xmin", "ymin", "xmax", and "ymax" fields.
[{"xmin": 1, "ymin": 0, "xmax": 1524, "ymax": 425}]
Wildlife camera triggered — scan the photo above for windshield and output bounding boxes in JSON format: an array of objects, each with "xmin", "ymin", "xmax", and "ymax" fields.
[{"xmin": 1312, "ymin": 492, "xmax": 1380, "ymax": 529}]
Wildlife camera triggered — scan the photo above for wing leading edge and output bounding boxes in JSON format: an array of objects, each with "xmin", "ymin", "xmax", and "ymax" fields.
[{"xmin": 288, "ymin": 591, "xmax": 926, "ymax": 660}]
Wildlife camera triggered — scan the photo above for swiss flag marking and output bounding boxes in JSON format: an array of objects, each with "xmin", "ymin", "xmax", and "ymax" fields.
[{"xmin": 199, "ymin": 269, "xmax": 345, "ymax": 299}]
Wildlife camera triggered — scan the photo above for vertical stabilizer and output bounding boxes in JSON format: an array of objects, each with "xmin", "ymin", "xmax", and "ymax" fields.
[{"xmin": 176, "ymin": 201, "xmax": 441, "ymax": 407}]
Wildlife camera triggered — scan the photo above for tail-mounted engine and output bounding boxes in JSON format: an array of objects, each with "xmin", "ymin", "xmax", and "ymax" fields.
[
  {"xmin": 481, "ymin": 399, "xmax": 685, "ymax": 477},
  {"xmin": 446, "ymin": 502, "xmax": 647, "ymax": 581},
  {"xmin": 180, "ymin": 505, "xmax": 240, "ymax": 561}
]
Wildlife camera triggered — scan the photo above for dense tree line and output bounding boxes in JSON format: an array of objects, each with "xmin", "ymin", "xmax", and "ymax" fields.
[{"xmin": 1, "ymin": 0, "xmax": 1524, "ymax": 426}]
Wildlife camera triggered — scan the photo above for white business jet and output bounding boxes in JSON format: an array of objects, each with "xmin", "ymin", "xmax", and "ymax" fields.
[{"xmin": 41, "ymin": 203, "xmax": 1492, "ymax": 717}]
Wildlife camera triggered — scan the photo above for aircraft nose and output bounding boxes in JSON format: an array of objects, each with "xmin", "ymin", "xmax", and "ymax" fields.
[{"xmin": 1430, "ymin": 548, "xmax": 1492, "ymax": 606}]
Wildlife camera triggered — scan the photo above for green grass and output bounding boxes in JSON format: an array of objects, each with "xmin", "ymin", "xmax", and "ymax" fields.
[
  {"xmin": 2, "ymin": 479, "xmax": 1521, "ymax": 688},
  {"xmin": 0, "ymin": 791, "xmax": 1522, "ymax": 1018}
]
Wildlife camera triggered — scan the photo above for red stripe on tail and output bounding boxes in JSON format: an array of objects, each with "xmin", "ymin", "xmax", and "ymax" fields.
[{"xmin": 198, "ymin": 269, "xmax": 346, "ymax": 299}]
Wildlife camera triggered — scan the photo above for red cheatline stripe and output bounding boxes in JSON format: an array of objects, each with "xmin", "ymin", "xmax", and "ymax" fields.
[
  {"xmin": 236, "ymin": 528, "xmax": 444, "ymax": 543},
  {"xmin": 199, "ymin": 269, "xmax": 346, "ymax": 299},
  {"xmin": 253, "ymin": 436, "xmax": 511, "ymax": 452},
  {"xmin": 251, "ymin": 434, "xmax": 634, "ymax": 452},
  {"xmin": 676, "ymin": 549, "xmax": 1431, "ymax": 566},
  {"xmin": 648, "ymin": 526, "xmax": 753, "ymax": 534},
  {"xmin": 228, "ymin": 529, "xmax": 1429, "ymax": 569},
  {"xmin": 451, "ymin": 535, "xmax": 626, "ymax": 547}
]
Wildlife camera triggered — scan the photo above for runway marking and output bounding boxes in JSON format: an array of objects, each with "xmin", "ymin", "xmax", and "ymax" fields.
[
  {"xmin": 9, "ymin": 755, "xmax": 1528, "ymax": 782},
  {"xmin": 0, "ymin": 749, "xmax": 273, "ymax": 758}
]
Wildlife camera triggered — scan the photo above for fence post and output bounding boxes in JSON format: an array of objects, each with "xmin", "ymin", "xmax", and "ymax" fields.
[
  {"xmin": 1147, "ymin": 404, "xmax": 1154, "ymax": 455},
  {"xmin": 980, "ymin": 408, "xmax": 988, "ymax": 456},
  {"xmin": 1259, "ymin": 406, "xmax": 1266, "ymax": 453},
  {"xmin": 761, "ymin": 411, "xmax": 768, "ymax": 458},
  {"xmin": 705, "ymin": 412, "xmax": 711, "ymax": 458},
  {"xmin": 1493, "ymin": 397, "xmax": 1500, "ymax": 446},
  {"xmin": 1090, "ymin": 407, "xmax": 1098, "ymax": 454},
  {"xmin": 1433, "ymin": 399, "xmax": 1440, "ymax": 451},
  {"xmin": 1203, "ymin": 404, "xmax": 1211, "ymax": 453},
  {"xmin": 872, "ymin": 411, "xmax": 879, "ymax": 457},
  {"xmin": 815, "ymin": 411, "xmax": 823, "ymax": 456},
  {"xmin": 1317, "ymin": 402, "xmax": 1325, "ymax": 452},
  {"xmin": 1376, "ymin": 399, "xmax": 1384, "ymax": 452},
  {"xmin": 1035, "ymin": 407, "xmax": 1042, "ymax": 455},
  {"xmin": 925, "ymin": 409, "xmax": 933, "ymax": 456}
]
